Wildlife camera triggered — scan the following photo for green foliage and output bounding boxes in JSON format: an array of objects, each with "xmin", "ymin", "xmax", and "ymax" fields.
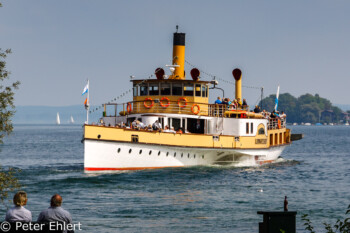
[
  {"xmin": 0, "ymin": 167, "xmax": 21, "ymax": 207},
  {"xmin": 0, "ymin": 48, "xmax": 20, "ymax": 144},
  {"xmin": 302, "ymin": 205, "xmax": 350, "ymax": 233},
  {"xmin": 260, "ymin": 93, "xmax": 345, "ymax": 124}
]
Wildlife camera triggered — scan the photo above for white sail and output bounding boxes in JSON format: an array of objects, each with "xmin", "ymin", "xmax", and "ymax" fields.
[
  {"xmin": 56, "ymin": 112, "xmax": 61, "ymax": 125},
  {"xmin": 70, "ymin": 116, "xmax": 75, "ymax": 124}
]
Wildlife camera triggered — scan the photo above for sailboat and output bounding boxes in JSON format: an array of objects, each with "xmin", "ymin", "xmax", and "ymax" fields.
[
  {"xmin": 70, "ymin": 116, "xmax": 75, "ymax": 124},
  {"xmin": 56, "ymin": 112, "xmax": 61, "ymax": 125}
]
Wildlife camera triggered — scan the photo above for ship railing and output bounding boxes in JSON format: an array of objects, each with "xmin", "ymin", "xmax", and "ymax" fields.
[
  {"xmin": 268, "ymin": 118, "xmax": 287, "ymax": 130},
  {"xmin": 102, "ymin": 101, "xmax": 250, "ymax": 118}
]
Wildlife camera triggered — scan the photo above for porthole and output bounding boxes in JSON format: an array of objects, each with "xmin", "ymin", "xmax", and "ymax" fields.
[
  {"xmin": 149, "ymin": 150, "xmax": 152, "ymax": 155},
  {"xmin": 188, "ymin": 153, "xmax": 190, "ymax": 158},
  {"xmin": 117, "ymin": 148, "xmax": 121, "ymax": 153},
  {"xmin": 139, "ymin": 150, "xmax": 142, "ymax": 154},
  {"xmin": 158, "ymin": 151, "xmax": 161, "ymax": 156},
  {"xmin": 194, "ymin": 155, "xmax": 196, "ymax": 158},
  {"xmin": 181, "ymin": 153, "xmax": 183, "ymax": 158},
  {"xmin": 202, "ymin": 155, "xmax": 204, "ymax": 159},
  {"xmin": 129, "ymin": 149, "xmax": 132, "ymax": 154},
  {"xmin": 174, "ymin": 152, "xmax": 176, "ymax": 157},
  {"xmin": 97, "ymin": 134, "xmax": 101, "ymax": 139},
  {"xmin": 166, "ymin": 152, "xmax": 169, "ymax": 156}
]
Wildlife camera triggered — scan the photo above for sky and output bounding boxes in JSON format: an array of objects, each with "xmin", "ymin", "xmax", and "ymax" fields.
[{"xmin": 0, "ymin": 0, "xmax": 349, "ymax": 107}]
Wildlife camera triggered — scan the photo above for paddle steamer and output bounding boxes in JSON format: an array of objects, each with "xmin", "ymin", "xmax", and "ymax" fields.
[{"xmin": 83, "ymin": 30, "xmax": 292, "ymax": 172}]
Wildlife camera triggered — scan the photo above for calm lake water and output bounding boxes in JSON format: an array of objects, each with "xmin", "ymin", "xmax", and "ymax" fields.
[{"xmin": 0, "ymin": 125, "xmax": 349, "ymax": 232}]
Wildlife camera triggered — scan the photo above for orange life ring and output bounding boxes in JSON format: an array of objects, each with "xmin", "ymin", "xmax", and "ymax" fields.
[
  {"xmin": 160, "ymin": 97, "xmax": 170, "ymax": 108},
  {"xmin": 240, "ymin": 113, "xmax": 247, "ymax": 118},
  {"xmin": 277, "ymin": 119, "xmax": 281, "ymax": 129},
  {"xmin": 177, "ymin": 97, "xmax": 187, "ymax": 108},
  {"xmin": 191, "ymin": 104, "xmax": 200, "ymax": 115},
  {"xmin": 127, "ymin": 102, "xmax": 132, "ymax": 113},
  {"xmin": 144, "ymin": 98, "xmax": 154, "ymax": 108}
]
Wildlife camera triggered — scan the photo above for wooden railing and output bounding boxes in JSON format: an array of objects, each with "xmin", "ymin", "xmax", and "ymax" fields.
[{"xmin": 103, "ymin": 101, "xmax": 251, "ymax": 117}]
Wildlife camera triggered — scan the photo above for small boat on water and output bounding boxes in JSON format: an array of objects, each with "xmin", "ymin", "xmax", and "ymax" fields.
[
  {"xmin": 56, "ymin": 112, "xmax": 61, "ymax": 125},
  {"xmin": 70, "ymin": 116, "xmax": 75, "ymax": 124},
  {"xmin": 83, "ymin": 29, "xmax": 301, "ymax": 172}
]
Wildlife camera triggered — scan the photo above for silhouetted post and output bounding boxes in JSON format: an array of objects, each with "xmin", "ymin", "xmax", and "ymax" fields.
[{"xmin": 284, "ymin": 196, "xmax": 288, "ymax": 211}]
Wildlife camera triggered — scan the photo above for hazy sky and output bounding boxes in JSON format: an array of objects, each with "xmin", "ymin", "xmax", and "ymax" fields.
[{"xmin": 1, "ymin": 0, "xmax": 349, "ymax": 107}]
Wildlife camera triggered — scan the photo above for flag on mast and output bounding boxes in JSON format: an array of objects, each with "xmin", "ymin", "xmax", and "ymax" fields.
[
  {"xmin": 82, "ymin": 82, "xmax": 89, "ymax": 95},
  {"xmin": 274, "ymin": 85, "xmax": 280, "ymax": 111}
]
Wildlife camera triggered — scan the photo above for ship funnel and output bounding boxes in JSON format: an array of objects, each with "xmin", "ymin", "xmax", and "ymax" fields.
[
  {"xmin": 155, "ymin": 68, "xmax": 165, "ymax": 80},
  {"xmin": 232, "ymin": 68, "xmax": 242, "ymax": 101},
  {"xmin": 190, "ymin": 68, "xmax": 200, "ymax": 81},
  {"xmin": 170, "ymin": 32, "xmax": 186, "ymax": 79}
]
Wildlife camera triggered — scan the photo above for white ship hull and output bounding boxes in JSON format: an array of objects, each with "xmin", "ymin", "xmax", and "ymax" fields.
[{"xmin": 84, "ymin": 139, "xmax": 287, "ymax": 172}]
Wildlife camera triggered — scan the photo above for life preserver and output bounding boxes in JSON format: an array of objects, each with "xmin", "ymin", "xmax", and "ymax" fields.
[
  {"xmin": 177, "ymin": 97, "xmax": 187, "ymax": 108},
  {"xmin": 127, "ymin": 102, "xmax": 132, "ymax": 113},
  {"xmin": 191, "ymin": 104, "xmax": 200, "ymax": 115},
  {"xmin": 240, "ymin": 113, "xmax": 247, "ymax": 118},
  {"xmin": 277, "ymin": 119, "xmax": 281, "ymax": 129},
  {"xmin": 144, "ymin": 98, "xmax": 154, "ymax": 108},
  {"xmin": 160, "ymin": 97, "xmax": 170, "ymax": 108}
]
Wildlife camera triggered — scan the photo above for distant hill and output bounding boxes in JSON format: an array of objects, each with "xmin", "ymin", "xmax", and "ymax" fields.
[
  {"xmin": 259, "ymin": 93, "xmax": 349, "ymax": 124},
  {"xmin": 13, "ymin": 105, "xmax": 102, "ymax": 124}
]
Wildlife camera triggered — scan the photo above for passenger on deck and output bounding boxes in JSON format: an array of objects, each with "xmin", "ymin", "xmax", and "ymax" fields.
[
  {"xmin": 152, "ymin": 120, "xmax": 161, "ymax": 130},
  {"xmin": 254, "ymin": 105, "xmax": 261, "ymax": 113},
  {"xmin": 280, "ymin": 111, "xmax": 286, "ymax": 118},
  {"xmin": 237, "ymin": 98, "xmax": 242, "ymax": 108},
  {"xmin": 163, "ymin": 125, "xmax": 171, "ymax": 132},
  {"xmin": 262, "ymin": 110, "xmax": 269, "ymax": 118},
  {"xmin": 5, "ymin": 191, "xmax": 32, "ymax": 222},
  {"xmin": 230, "ymin": 100, "xmax": 237, "ymax": 110},
  {"xmin": 221, "ymin": 98, "xmax": 228, "ymax": 105},
  {"xmin": 242, "ymin": 99, "xmax": 248, "ymax": 109},
  {"xmin": 214, "ymin": 97, "xmax": 222, "ymax": 104}
]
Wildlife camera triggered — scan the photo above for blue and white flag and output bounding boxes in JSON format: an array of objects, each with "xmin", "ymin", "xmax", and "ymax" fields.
[
  {"xmin": 274, "ymin": 85, "xmax": 280, "ymax": 111},
  {"xmin": 82, "ymin": 82, "xmax": 89, "ymax": 95}
]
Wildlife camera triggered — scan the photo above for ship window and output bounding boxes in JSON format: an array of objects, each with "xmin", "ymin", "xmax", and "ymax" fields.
[
  {"xmin": 270, "ymin": 134, "xmax": 273, "ymax": 145},
  {"xmin": 131, "ymin": 135, "xmax": 139, "ymax": 142},
  {"xmin": 251, "ymin": 123, "xmax": 253, "ymax": 134},
  {"xmin": 202, "ymin": 85, "xmax": 207, "ymax": 97},
  {"xmin": 118, "ymin": 148, "xmax": 121, "ymax": 153},
  {"xmin": 149, "ymin": 84, "xmax": 159, "ymax": 95},
  {"xmin": 129, "ymin": 149, "xmax": 132, "ymax": 153},
  {"xmin": 181, "ymin": 153, "xmax": 183, "ymax": 158},
  {"xmin": 172, "ymin": 83, "xmax": 182, "ymax": 96},
  {"xmin": 275, "ymin": 133, "xmax": 278, "ymax": 144},
  {"xmin": 258, "ymin": 128, "xmax": 265, "ymax": 135},
  {"xmin": 188, "ymin": 153, "xmax": 190, "ymax": 158},
  {"xmin": 195, "ymin": 84, "xmax": 201, "ymax": 97},
  {"xmin": 194, "ymin": 154, "xmax": 196, "ymax": 158},
  {"xmin": 133, "ymin": 86, "xmax": 138, "ymax": 97},
  {"xmin": 160, "ymin": 83, "xmax": 171, "ymax": 95},
  {"xmin": 158, "ymin": 151, "xmax": 161, "ymax": 156},
  {"xmin": 172, "ymin": 118, "xmax": 181, "ymax": 131},
  {"xmin": 174, "ymin": 152, "xmax": 176, "ymax": 157},
  {"xmin": 97, "ymin": 134, "xmax": 101, "ymax": 139},
  {"xmin": 246, "ymin": 123, "xmax": 249, "ymax": 134},
  {"xmin": 202, "ymin": 155, "xmax": 204, "ymax": 159},
  {"xmin": 184, "ymin": 84, "xmax": 194, "ymax": 96},
  {"xmin": 149, "ymin": 150, "xmax": 152, "ymax": 155},
  {"xmin": 139, "ymin": 150, "xmax": 142, "ymax": 154},
  {"xmin": 166, "ymin": 152, "xmax": 169, "ymax": 156},
  {"xmin": 140, "ymin": 85, "xmax": 148, "ymax": 96}
]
